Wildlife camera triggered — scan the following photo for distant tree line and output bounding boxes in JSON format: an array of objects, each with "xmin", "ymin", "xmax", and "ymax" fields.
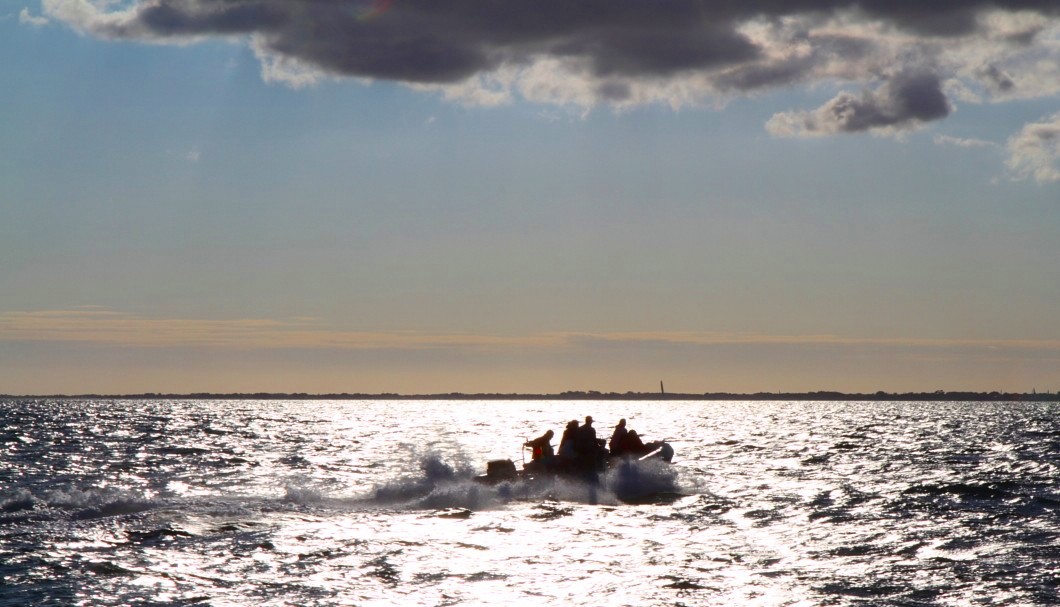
[{"xmin": 1, "ymin": 390, "xmax": 1058, "ymax": 402}]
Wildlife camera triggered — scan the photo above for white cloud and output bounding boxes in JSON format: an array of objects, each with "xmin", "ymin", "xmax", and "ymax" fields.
[
  {"xmin": 1006, "ymin": 112, "xmax": 1060, "ymax": 183},
  {"xmin": 19, "ymin": 8, "xmax": 49, "ymax": 26},
  {"xmin": 933, "ymin": 134, "xmax": 997, "ymax": 148},
  {"xmin": 250, "ymin": 36, "xmax": 327, "ymax": 89},
  {"xmin": 411, "ymin": 66, "xmax": 517, "ymax": 108},
  {"xmin": 41, "ymin": 0, "xmax": 140, "ymax": 36}
]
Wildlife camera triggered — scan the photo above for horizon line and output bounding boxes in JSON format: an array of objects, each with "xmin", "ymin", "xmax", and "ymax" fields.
[{"xmin": 2, "ymin": 389, "xmax": 1058, "ymax": 402}]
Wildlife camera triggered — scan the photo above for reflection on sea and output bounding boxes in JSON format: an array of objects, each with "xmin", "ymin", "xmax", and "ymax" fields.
[{"xmin": 3, "ymin": 399, "xmax": 1060, "ymax": 606}]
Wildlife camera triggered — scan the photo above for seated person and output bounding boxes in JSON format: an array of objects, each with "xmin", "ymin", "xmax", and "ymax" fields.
[
  {"xmin": 524, "ymin": 430, "xmax": 555, "ymax": 463},
  {"xmin": 609, "ymin": 418, "xmax": 628, "ymax": 457},
  {"xmin": 621, "ymin": 430, "xmax": 661, "ymax": 457},
  {"xmin": 557, "ymin": 420, "xmax": 579, "ymax": 461}
]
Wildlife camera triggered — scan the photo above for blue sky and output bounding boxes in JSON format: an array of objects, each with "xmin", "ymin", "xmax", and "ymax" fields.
[{"xmin": 2, "ymin": 1, "xmax": 1059, "ymax": 394}]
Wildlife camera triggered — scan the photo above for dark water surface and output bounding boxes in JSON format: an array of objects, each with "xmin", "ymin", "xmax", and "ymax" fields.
[{"xmin": 3, "ymin": 399, "xmax": 1060, "ymax": 606}]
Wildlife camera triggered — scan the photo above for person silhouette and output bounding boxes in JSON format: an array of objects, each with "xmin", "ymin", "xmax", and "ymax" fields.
[
  {"xmin": 558, "ymin": 419, "xmax": 579, "ymax": 462},
  {"xmin": 576, "ymin": 416, "xmax": 600, "ymax": 470},
  {"xmin": 524, "ymin": 429, "xmax": 555, "ymax": 464},
  {"xmin": 609, "ymin": 418, "xmax": 628, "ymax": 457}
]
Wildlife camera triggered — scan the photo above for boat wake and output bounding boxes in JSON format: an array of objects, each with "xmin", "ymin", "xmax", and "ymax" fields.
[{"xmin": 357, "ymin": 452, "xmax": 686, "ymax": 510}]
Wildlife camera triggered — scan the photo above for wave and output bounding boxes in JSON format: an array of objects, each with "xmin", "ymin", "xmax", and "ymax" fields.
[
  {"xmin": 362, "ymin": 453, "xmax": 503, "ymax": 510},
  {"xmin": 903, "ymin": 481, "xmax": 1017, "ymax": 501},
  {"xmin": 0, "ymin": 486, "xmax": 160, "ymax": 524}
]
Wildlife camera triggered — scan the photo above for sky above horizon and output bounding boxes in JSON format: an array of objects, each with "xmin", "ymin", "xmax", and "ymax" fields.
[{"xmin": 2, "ymin": 0, "xmax": 1059, "ymax": 395}]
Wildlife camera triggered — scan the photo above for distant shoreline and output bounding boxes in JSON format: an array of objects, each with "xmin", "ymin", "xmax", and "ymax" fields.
[{"xmin": 2, "ymin": 391, "xmax": 1057, "ymax": 402}]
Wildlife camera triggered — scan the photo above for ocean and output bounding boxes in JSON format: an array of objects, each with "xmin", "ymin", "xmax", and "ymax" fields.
[{"xmin": 2, "ymin": 398, "xmax": 1060, "ymax": 606}]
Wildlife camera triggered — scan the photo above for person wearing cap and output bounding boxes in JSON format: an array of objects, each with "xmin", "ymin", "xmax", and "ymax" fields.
[{"xmin": 576, "ymin": 415, "xmax": 598, "ymax": 470}]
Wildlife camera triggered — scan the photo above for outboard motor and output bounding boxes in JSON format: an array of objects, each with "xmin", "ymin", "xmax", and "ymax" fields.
[{"xmin": 486, "ymin": 459, "xmax": 517, "ymax": 482}]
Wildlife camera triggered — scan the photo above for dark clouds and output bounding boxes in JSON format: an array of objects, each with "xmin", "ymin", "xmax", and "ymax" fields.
[
  {"xmin": 978, "ymin": 64, "xmax": 1017, "ymax": 93},
  {"xmin": 39, "ymin": 0, "xmax": 1060, "ymax": 135},
  {"xmin": 712, "ymin": 32, "xmax": 873, "ymax": 92},
  {"xmin": 44, "ymin": 1, "xmax": 1059, "ymax": 77},
  {"xmin": 768, "ymin": 71, "xmax": 953, "ymax": 136},
  {"xmin": 136, "ymin": 1, "xmax": 288, "ymax": 36}
]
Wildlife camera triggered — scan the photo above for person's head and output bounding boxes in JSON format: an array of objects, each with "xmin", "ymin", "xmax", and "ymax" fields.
[
  {"xmin": 617, "ymin": 418, "xmax": 626, "ymax": 427},
  {"xmin": 628, "ymin": 430, "xmax": 638, "ymax": 438},
  {"xmin": 567, "ymin": 420, "xmax": 578, "ymax": 429},
  {"xmin": 544, "ymin": 430, "xmax": 554, "ymax": 439},
  {"xmin": 585, "ymin": 415, "xmax": 593, "ymax": 426}
]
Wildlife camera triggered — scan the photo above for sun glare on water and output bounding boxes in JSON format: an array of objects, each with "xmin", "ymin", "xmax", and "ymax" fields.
[{"xmin": 3, "ymin": 399, "xmax": 1060, "ymax": 605}]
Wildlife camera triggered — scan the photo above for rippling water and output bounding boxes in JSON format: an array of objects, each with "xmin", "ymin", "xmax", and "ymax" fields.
[{"xmin": 3, "ymin": 399, "xmax": 1060, "ymax": 606}]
